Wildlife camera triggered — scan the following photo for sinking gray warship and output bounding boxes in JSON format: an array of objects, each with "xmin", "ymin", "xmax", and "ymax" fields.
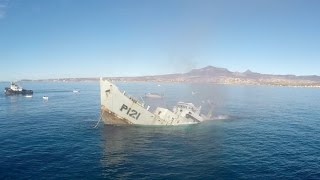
[{"xmin": 100, "ymin": 78, "xmax": 212, "ymax": 125}]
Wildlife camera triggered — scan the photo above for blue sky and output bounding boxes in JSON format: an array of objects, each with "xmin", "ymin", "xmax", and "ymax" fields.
[{"xmin": 0, "ymin": 0, "xmax": 320, "ymax": 81}]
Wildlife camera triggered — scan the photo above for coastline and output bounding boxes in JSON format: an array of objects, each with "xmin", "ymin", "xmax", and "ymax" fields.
[
  {"xmin": 18, "ymin": 77, "xmax": 320, "ymax": 89},
  {"xmin": 8, "ymin": 66, "xmax": 320, "ymax": 89}
]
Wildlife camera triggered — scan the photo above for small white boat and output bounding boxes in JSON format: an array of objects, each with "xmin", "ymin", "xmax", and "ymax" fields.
[
  {"xmin": 25, "ymin": 95, "xmax": 33, "ymax": 98},
  {"xmin": 73, "ymin": 89, "xmax": 80, "ymax": 93},
  {"xmin": 43, "ymin": 96, "xmax": 49, "ymax": 100},
  {"xmin": 144, "ymin": 92, "xmax": 163, "ymax": 98}
]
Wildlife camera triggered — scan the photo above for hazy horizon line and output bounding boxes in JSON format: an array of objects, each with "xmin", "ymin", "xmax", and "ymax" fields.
[{"xmin": 2, "ymin": 65, "xmax": 320, "ymax": 82}]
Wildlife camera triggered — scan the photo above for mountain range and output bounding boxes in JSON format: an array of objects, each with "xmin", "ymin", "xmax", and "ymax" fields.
[{"xmin": 31, "ymin": 66, "xmax": 320, "ymax": 87}]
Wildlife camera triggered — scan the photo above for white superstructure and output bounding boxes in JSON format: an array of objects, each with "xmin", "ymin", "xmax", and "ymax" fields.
[{"xmin": 10, "ymin": 82, "xmax": 23, "ymax": 91}]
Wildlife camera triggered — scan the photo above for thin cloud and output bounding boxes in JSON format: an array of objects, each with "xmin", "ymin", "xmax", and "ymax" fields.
[{"xmin": 0, "ymin": 0, "xmax": 9, "ymax": 19}]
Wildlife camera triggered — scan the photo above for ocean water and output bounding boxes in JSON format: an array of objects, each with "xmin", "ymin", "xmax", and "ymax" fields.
[{"xmin": 1, "ymin": 81, "xmax": 320, "ymax": 179}]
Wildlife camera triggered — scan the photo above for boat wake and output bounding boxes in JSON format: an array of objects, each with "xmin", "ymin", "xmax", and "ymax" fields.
[{"xmin": 37, "ymin": 90, "xmax": 74, "ymax": 93}]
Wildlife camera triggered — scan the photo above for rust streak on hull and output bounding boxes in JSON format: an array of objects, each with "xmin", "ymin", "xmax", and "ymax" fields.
[{"xmin": 101, "ymin": 106, "xmax": 133, "ymax": 125}]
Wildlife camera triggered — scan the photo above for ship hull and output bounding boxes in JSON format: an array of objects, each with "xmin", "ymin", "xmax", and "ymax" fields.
[
  {"xmin": 100, "ymin": 78, "xmax": 203, "ymax": 126},
  {"xmin": 4, "ymin": 88, "xmax": 33, "ymax": 96},
  {"xmin": 101, "ymin": 106, "xmax": 133, "ymax": 125}
]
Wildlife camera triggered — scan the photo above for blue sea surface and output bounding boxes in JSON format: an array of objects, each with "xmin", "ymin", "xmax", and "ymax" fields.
[{"xmin": 1, "ymin": 81, "xmax": 320, "ymax": 179}]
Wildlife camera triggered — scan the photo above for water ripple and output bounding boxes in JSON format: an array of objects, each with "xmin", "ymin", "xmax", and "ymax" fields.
[{"xmin": 1, "ymin": 82, "xmax": 320, "ymax": 179}]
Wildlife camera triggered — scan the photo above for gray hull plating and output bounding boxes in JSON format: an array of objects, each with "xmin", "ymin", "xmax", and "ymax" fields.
[{"xmin": 100, "ymin": 78, "xmax": 211, "ymax": 125}]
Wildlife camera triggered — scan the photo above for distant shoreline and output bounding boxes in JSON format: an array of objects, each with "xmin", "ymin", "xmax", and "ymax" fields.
[
  {"xmin": 17, "ymin": 78, "xmax": 320, "ymax": 89},
  {"xmin": 7, "ymin": 66, "xmax": 320, "ymax": 88}
]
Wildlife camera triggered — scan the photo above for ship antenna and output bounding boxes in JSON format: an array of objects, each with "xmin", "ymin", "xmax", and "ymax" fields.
[
  {"xmin": 206, "ymin": 100, "xmax": 214, "ymax": 119},
  {"xmin": 140, "ymin": 96, "xmax": 145, "ymax": 105}
]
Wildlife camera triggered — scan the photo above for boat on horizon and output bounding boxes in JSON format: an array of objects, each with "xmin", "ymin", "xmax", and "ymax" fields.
[
  {"xmin": 100, "ymin": 78, "xmax": 212, "ymax": 125},
  {"xmin": 4, "ymin": 82, "xmax": 33, "ymax": 96},
  {"xmin": 144, "ymin": 92, "xmax": 164, "ymax": 99}
]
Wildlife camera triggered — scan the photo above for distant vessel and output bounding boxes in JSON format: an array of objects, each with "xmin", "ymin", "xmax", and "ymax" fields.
[
  {"xmin": 73, "ymin": 89, "xmax": 80, "ymax": 93},
  {"xmin": 43, "ymin": 96, "xmax": 49, "ymax": 100},
  {"xmin": 4, "ymin": 82, "xmax": 33, "ymax": 95},
  {"xmin": 100, "ymin": 78, "xmax": 212, "ymax": 125},
  {"xmin": 144, "ymin": 92, "xmax": 163, "ymax": 98}
]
